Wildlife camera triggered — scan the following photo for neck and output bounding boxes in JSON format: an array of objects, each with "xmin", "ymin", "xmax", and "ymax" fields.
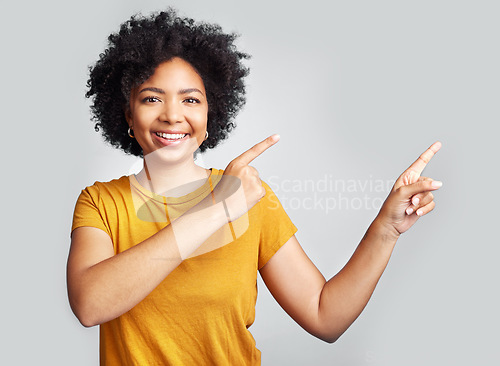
[{"xmin": 136, "ymin": 154, "xmax": 210, "ymax": 197}]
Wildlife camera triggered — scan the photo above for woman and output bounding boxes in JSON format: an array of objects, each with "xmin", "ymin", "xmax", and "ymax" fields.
[{"xmin": 67, "ymin": 9, "xmax": 442, "ymax": 365}]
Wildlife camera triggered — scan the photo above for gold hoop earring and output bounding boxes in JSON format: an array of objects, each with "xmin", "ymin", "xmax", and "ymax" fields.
[
  {"xmin": 128, "ymin": 127, "xmax": 135, "ymax": 138},
  {"xmin": 205, "ymin": 131, "xmax": 209, "ymax": 140}
]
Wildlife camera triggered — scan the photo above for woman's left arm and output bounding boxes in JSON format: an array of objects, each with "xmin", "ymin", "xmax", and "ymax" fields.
[{"xmin": 259, "ymin": 142, "xmax": 442, "ymax": 343}]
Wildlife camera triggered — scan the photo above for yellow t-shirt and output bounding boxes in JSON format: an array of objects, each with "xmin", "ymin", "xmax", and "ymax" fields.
[{"xmin": 71, "ymin": 168, "xmax": 297, "ymax": 365}]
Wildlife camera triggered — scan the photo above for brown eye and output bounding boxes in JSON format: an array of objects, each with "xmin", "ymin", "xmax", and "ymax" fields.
[
  {"xmin": 184, "ymin": 97, "xmax": 200, "ymax": 104},
  {"xmin": 143, "ymin": 96, "xmax": 161, "ymax": 103}
]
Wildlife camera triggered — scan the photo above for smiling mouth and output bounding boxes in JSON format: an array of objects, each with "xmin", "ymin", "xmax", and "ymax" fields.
[{"xmin": 155, "ymin": 132, "xmax": 188, "ymax": 140}]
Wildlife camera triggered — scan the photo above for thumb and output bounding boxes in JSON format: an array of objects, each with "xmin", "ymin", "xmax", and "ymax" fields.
[{"xmin": 397, "ymin": 179, "xmax": 443, "ymax": 198}]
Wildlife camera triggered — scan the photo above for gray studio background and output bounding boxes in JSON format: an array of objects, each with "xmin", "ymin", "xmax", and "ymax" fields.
[{"xmin": 1, "ymin": 0, "xmax": 498, "ymax": 365}]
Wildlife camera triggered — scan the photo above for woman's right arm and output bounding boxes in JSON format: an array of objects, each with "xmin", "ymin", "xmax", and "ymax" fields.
[
  {"xmin": 67, "ymin": 195, "xmax": 228, "ymax": 327},
  {"xmin": 67, "ymin": 135, "xmax": 279, "ymax": 327}
]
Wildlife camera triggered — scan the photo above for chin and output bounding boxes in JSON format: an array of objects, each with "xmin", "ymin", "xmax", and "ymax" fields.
[{"xmin": 144, "ymin": 142, "xmax": 199, "ymax": 165}]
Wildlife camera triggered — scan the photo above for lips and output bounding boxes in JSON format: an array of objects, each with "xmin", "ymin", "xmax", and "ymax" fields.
[
  {"xmin": 152, "ymin": 131, "xmax": 190, "ymax": 147},
  {"xmin": 155, "ymin": 132, "xmax": 188, "ymax": 140}
]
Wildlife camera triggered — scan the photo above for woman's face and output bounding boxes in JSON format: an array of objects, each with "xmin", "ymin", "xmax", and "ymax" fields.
[{"xmin": 127, "ymin": 57, "xmax": 208, "ymax": 162}]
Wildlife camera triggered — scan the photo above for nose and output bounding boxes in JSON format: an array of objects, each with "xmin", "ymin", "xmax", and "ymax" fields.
[{"xmin": 159, "ymin": 100, "xmax": 183, "ymax": 124}]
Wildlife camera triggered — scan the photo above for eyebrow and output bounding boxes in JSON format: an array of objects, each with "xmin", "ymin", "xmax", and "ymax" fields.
[
  {"xmin": 138, "ymin": 87, "xmax": 204, "ymax": 96},
  {"xmin": 178, "ymin": 88, "xmax": 205, "ymax": 96},
  {"xmin": 138, "ymin": 87, "xmax": 165, "ymax": 94}
]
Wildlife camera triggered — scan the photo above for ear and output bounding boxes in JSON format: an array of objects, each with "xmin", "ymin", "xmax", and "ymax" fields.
[
  {"xmin": 124, "ymin": 89, "xmax": 135, "ymax": 127},
  {"xmin": 124, "ymin": 107, "xmax": 133, "ymax": 128}
]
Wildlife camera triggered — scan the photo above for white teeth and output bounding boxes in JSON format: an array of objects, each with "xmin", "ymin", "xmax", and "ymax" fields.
[{"xmin": 156, "ymin": 132, "xmax": 187, "ymax": 140}]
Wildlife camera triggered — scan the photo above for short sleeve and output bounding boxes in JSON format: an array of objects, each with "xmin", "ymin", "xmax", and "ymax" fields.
[
  {"xmin": 71, "ymin": 184, "xmax": 111, "ymax": 236},
  {"xmin": 257, "ymin": 181, "xmax": 297, "ymax": 269}
]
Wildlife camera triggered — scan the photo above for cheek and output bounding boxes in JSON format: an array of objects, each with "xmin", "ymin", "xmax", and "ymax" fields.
[
  {"xmin": 193, "ymin": 112, "xmax": 208, "ymax": 143},
  {"xmin": 132, "ymin": 107, "xmax": 155, "ymax": 124},
  {"xmin": 191, "ymin": 108, "xmax": 208, "ymax": 128}
]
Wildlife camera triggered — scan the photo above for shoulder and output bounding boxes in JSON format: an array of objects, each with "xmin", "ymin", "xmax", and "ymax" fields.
[
  {"xmin": 76, "ymin": 176, "xmax": 131, "ymax": 205},
  {"xmin": 81, "ymin": 176, "xmax": 130, "ymax": 194}
]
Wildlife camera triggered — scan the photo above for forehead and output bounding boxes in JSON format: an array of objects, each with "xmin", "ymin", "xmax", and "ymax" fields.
[{"xmin": 141, "ymin": 57, "xmax": 205, "ymax": 91}]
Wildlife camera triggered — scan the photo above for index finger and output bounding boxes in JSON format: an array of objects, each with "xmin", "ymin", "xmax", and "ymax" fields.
[
  {"xmin": 233, "ymin": 134, "xmax": 280, "ymax": 166},
  {"xmin": 405, "ymin": 141, "xmax": 442, "ymax": 177}
]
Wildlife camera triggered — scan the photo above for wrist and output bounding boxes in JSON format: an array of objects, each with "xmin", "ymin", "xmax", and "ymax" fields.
[{"xmin": 369, "ymin": 216, "xmax": 401, "ymax": 244}]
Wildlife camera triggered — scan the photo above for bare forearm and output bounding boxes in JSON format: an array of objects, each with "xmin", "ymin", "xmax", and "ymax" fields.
[
  {"xmin": 317, "ymin": 218, "xmax": 399, "ymax": 342},
  {"xmin": 70, "ymin": 196, "xmax": 227, "ymax": 327}
]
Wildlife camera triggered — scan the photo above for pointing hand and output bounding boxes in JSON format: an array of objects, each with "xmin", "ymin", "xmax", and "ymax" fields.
[
  {"xmin": 377, "ymin": 142, "xmax": 442, "ymax": 237},
  {"xmin": 214, "ymin": 134, "xmax": 280, "ymax": 220}
]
